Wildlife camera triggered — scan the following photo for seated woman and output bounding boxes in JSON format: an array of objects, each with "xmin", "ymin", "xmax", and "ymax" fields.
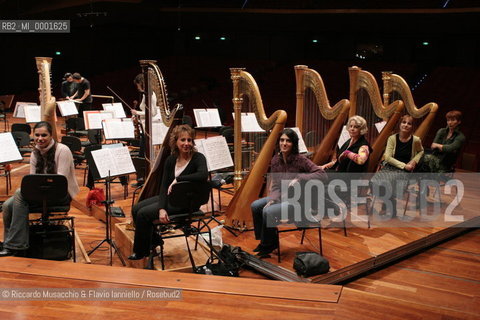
[
  {"xmin": 251, "ymin": 128, "xmax": 327, "ymax": 258},
  {"xmin": 422, "ymin": 110, "xmax": 465, "ymax": 173},
  {"xmin": 370, "ymin": 115, "xmax": 424, "ymax": 217},
  {"xmin": 129, "ymin": 124, "xmax": 208, "ymax": 260},
  {"xmin": 0, "ymin": 121, "xmax": 79, "ymax": 257},
  {"xmin": 320, "ymin": 115, "xmax": 372, "ymax": 173}
]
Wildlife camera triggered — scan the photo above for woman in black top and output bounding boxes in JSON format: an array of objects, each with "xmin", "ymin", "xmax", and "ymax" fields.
[{"xmin": 129, "ymin": 124, "xmax": 208, "ymax": 260}]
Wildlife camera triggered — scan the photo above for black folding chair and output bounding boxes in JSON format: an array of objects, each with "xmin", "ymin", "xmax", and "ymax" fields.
[
  {"xmin": 146, "ymin": 181, "xmax": 214, "ymax": 271},
  {"xmin": 21, "ymin": 174, "xmax": 75, "ymax": 261}
]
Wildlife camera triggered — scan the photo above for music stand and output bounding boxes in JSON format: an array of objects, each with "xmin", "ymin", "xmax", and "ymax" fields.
[{"xmin": 87, "ymin": 170, "xmax": 127, "ymax": 266}]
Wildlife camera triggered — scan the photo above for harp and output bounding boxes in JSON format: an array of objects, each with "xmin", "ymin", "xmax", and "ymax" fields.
[
  {"xmin": 225, "ymin": 68, "xmax": 287, "ymax": 230},
  {"xmin": 348, "ymin": 66, "xmax": 405, "ymax": 172},
  {"xmin": 295, "ymin": 65, "xmax": 350, "ymax": 165},
  {"xmin": 382, "ymin": 71, "xmax": 438, "ymax": 141},
  {"xmin": 136, "ymin": 60, "xmax": 183, "ymax": 202},
  {"xmin": 35, "ymin": 57, "xmax": 58, "ymax": 141}
]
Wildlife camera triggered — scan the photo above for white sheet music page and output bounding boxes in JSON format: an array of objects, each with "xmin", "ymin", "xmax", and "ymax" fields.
[
  {"xmin": 102, "ymin": 102, "xmax": 127, "ymax": 119},
  {"xmin": 91, "ymin": 147, "xmax": 135, "ymax": 178},
  {"xmin": 110, "ymin": 147, "xmax": 135, "ymax": 176},
  {"xmin": 103, "ymin": 118, "xmax": 135, "ymax": 139},
  {"xmin": 57, "ymin": 101, "xmax": 78, "ymax": 116},
  {"xmin": 13, "ymin": 102, "xmax": 36, "ymax": 118},
  {"xmin": 232, "ymin": 113, "xmax": 265, "ymax": 132},
  {"xmin": 337, "ymin": 125, "xmax": 350, "ymax": 148},
  {"xmin": 375, "ymin": 120, "xmax": 387, "ymax": 133},
  {"xmin": 151, "ymin": 120, "xmax": 169, "ymax": 145},
  {"xmin": 24, "ymin": 105, "xmax": 41, "ymax": 123},
  {"xmin": 194, "ymin": 109, "xmax": 222, "ymax": 128},
  {"xmin": 84, "ymin": 111, "xmax": 114, "ymax": 129},
  {"xmin": 0, "ymin": 133, "xmax": 22, "ymax": 163},
  {"xmin": 195, "ymin": 136, "xmax": 233, "ymax": 171},
  {"xmin": 289, "ymin": 127, "xmax": 308, "ymax": 154}
]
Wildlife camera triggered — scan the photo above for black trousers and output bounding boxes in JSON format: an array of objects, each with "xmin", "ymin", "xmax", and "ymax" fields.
[{"xmin": 132, "ymin": 195, "xmax": 187, "ymax": 257}]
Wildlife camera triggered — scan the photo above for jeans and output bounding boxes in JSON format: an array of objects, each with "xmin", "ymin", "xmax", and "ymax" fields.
[
  {"xmin": 2, "ymin": 189, "xmax": 72, "ymax": 250},
  {"xmin": 2, "ymin": 189, "xmax": 32, "ymax": 250},
  {"xmin": 251, "ymin": 197, "xmax": 291, "ymax": 248}
]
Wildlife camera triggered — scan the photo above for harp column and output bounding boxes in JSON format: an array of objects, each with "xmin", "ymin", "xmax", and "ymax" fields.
[
  {"xmin": 294, "ymin": 65, "xmax": 307, "ymax": 130},
  {"xmin": 382, "ymin": 71, "xmax": 393, "ymax": 115},
  {"xmin": 140, "ymin": 60, "xmax": 155, "ymax": 172},
  {"xmin": 230, "ymin": 68, "xmax": 244, "ymax": 190}
]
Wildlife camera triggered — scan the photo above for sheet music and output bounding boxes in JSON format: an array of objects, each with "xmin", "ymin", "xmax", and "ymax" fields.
[
  {"xmin": 151, "ymin": 120, "xmax": 169, "ymax": 145},
  {"xmin": 375, "ymin": 120, "xmax": 387, "ymax": 133},
  {"xmin": 195, "ymin": 136, "xmax": 233, "ymax": 171},
  {"xmin": 57, "ymin": 101, "xmax": 78, "ymax": 116},
  {"xmin": 289, "ymin": 127, "xmax": 308, "ymax": 154},
  {"xmin": 194, "ymin": 109, "xmax": 222, "ymax": 127},
  {"xmin": 102, "ymin": 118, "xmax": 135, "ymax": 139},
  {"xmin": 232, "ymin": 112, "xmax": 265, "ymax": 132},
  {"xmin": 0, "ymin": 133, "xmax": 23, "ymax": 164},
  {"xmin": 13, "ymin": 102, "xmax": 36, "ymax": 118},
  {"xmin": 24, "ymin": 105, "xmax": 41, "ymax": 123},
  {"xmin": 91, "ymin": 146, "xmax": 135, "ymax": 178},
  {"xmin": 84, "ymin": 111, "xmax": 114, "ymax": 129},
  {"xmin": 337, "ymin": 125, "xmax": 350, "ymax": 148},
  {"xmin": 102, "ymin": 102, "xmax": 127, "ymax": 119}
]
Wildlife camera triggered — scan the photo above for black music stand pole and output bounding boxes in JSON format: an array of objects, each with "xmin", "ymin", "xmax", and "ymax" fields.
[{"xmin": 88, "ymin": 170, "xmax": 127, "ymax": 266}]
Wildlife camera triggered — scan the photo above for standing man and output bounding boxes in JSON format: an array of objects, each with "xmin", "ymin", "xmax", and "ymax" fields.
[
  {"xmin": 61, "ymin": 73, "xmax": 78, "ymax": 99},
  {"xmin": 71, "ymin": 72, "xmax": 93, "ymax": 117}
]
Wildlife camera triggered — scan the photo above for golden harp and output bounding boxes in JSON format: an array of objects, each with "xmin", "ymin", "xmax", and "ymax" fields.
[
  {"xmin": 225, "ymin": 68, "xmax": 287, "ymax": 230},
  {"xmin": 348, "ymin": 66, "xmax": 405, "ymax": 172},
  {"xmin": 382, "ymin": 71, "xmax": 438, "ymax": 141},
  {"xmin": 295, "ymin": 65, "xmax": 350, "ymax": 165},
  {"xmin": 136, "ymin": 60, "xmax": 183, "ymax": 202},
  {"xmin": 35, "ymin": 57, "xmax": 58, "ymax": 140}
]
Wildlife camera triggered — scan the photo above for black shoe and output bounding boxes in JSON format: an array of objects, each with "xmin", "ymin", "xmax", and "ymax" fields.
[
  {"xmin": 255, "ymin": 252, "xmax": 271, "ymax": 259},
  {"xmin": 253, "ymin": 244, "xmax": 263, "ymax": 252},
  {"xmin": 0, "ymin": 248, "xmax": 25, "ymax": 257},
  {"xmin": 128, "ymin": 253, "xmax": 145, "ymax": 260},
  {"xmin": 255, "ymin": 244, "xmax": 278, "ymax": 257},
  {"xmin": 0, "ymin": 241, "xmax": 3, "ymax": 250}
]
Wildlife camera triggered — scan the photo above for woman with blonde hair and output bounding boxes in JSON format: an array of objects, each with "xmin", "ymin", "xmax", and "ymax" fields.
[{"xmin": 129, "ymin": 124, "xmax": 208, "ymax": 260}]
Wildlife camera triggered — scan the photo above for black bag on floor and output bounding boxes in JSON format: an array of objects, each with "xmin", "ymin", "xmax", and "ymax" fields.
[
  {"xmin": 293, "ymin": 252, "xmax": 330, "ymax": 277},
  {"xmin": 27, "ymin": 224, "xmax": 73, "ymax": 261}
]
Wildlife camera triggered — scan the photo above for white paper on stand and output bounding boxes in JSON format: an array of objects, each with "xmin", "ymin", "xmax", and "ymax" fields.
[
  {"xmin": 289, "ymin": 127, "xmax": 308, "ymax": 154},
  {"xmin": 0, "ymin": 132, "xmax": 23, "ymax": 163},
  {"xmin": 102, "ymin": 102, "xmax": 127, "ymax": 119},
  {"xmin": 84, "ymin": 111, "xmax": 114, "ymax": 129},
  {"xmin": 337, "ymin": 125, "xmax": 350, "ymax": 148},
  {"xmin": 194, "ymin": 136, "xmax": 233, "ymax": 171},
  {"xmin": 91, "ymin": 146, "xmax": 135, "ymax": 178},
  {"xmin": 57, "ymin": 101, "xmax": 78, "ymax": 116},
  {"xmin": 103, "ymin": 118, "xmax": 135, "ymax": 139},
  {"xmin": 193, "ymin": 108, "xmax": 222, "ymax": 127},
  {"xmin": 24, "ymin": 105, "xmax": 41, "ymax": 123}
]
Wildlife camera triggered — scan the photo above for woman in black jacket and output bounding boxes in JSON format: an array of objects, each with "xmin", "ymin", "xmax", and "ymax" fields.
[{"xmin": 129, "ymin": 124, "xmax": 208, "ymax": 260}]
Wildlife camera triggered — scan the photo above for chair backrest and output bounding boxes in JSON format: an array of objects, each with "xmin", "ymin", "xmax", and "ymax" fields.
[
  {"xmin": 168, "ymin": 181, "xmax": 211, "ymax": 211},
  {"xmin": 11, "ymin": 131, "xmax": 31, "ymax": 147},
  {"xmin": 221, "ymin": 128, "xmax": 234, "ymax": 144},
  {"xmin": 66, "ymin": 117, "xmax": 86, "ymax": 132},
  {"xmin": 182, "ymin": 115, "xmax": 193, "ymax": 127},
  {"xmin": 61, "ymin": 135, "xmax": 82, "ymax": 152},
  {"xmin": 12, "ymin": 123, "xmax": 31, "ymax": 134},
  {"xmin": 88, "ymin": 129, "xmax": 102, "ymax": 144},
  {"xmin": 132, "ymin": 157, "xmax": 147, "ymax": 180},
  {"xmin": 21, "ymin": 174, "xmax": 69, "ymax": 205}
]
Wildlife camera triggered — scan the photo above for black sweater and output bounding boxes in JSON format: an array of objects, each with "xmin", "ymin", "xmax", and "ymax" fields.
[{"xmin": 158, "ymin": 152, "xmax": 208, "ymax": 210}]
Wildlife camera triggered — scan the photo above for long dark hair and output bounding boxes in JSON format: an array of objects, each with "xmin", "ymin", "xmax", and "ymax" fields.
[
  {"xmin": 33, "ymin": 121, "xmax": 57, "ymax": 174},
  {"xmin": 279, "ymin": 128, "xmax": 300, "ymax": 155}
]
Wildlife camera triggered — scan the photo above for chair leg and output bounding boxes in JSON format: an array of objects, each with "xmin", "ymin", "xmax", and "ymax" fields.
[
  {"xmin": 318, "ymin": 227, "xmax": 323, "ymax": 256},
  {"xmin": 184, "ymin": 234, "xmax": 197, "ymax": 271},
  {"xmin": 276, "ymin": 229, "xmax": 281, "ymax": 263},
  {"xmin": 300, "ymin": 229, "xmax": 306, "ymax": 244}
]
